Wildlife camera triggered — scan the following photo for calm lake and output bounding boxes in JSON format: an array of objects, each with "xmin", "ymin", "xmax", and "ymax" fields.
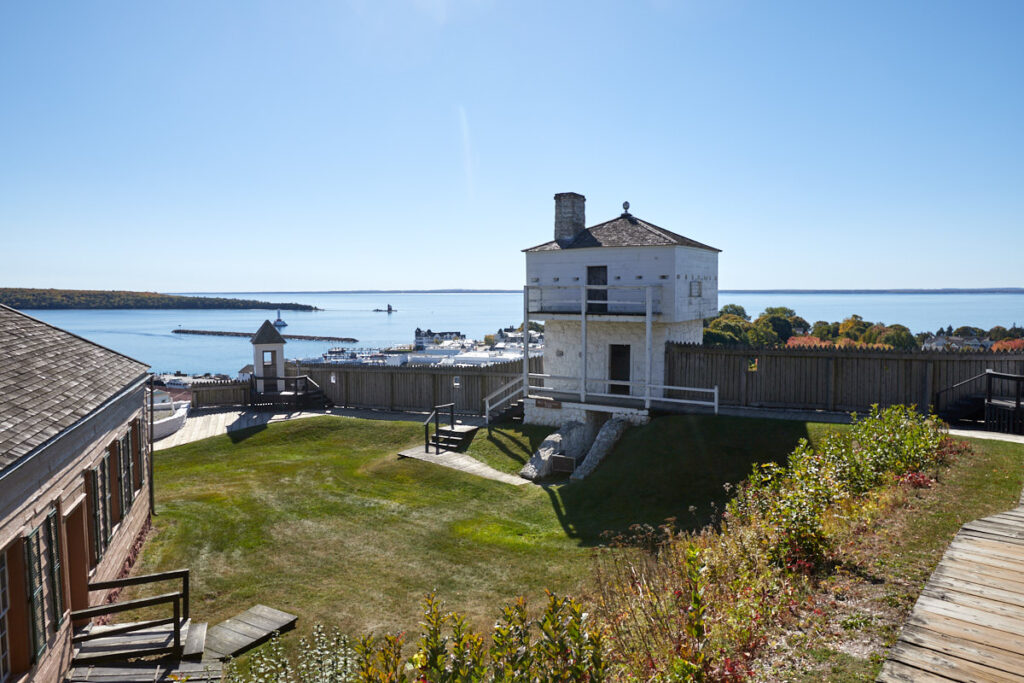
[{"xmin": 22, "ymin": 291, "xmax": 1024, "ymax": 375}]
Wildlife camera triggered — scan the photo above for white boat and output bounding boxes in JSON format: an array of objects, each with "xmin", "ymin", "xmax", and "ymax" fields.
[{"xmin": 151, "ymin": 397, "xmax": 190, "ymax": 440}]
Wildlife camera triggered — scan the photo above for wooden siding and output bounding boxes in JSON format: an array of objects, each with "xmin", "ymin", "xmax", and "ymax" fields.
[{"xmin": 666, "ymin": 344, "xmax": 1024, "ymax": 414}]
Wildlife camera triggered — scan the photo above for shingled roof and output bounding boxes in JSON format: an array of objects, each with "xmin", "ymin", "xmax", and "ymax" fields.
[
  {"xmin": 524, "ymin": 212, "xmax": 720, "ymax": 253},
  {"xmin": 0, "ymin": 305, "xmax": 149, "ymax": 473},
  {"xmin": 251, "ymin": 320, "xmax": 286, "ymax": 345}
]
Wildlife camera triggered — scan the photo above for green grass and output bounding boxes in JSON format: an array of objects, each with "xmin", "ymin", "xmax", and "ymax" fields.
[{"xmin": 134, "ymin": 414, "xmax": 842, "ymax": 641}]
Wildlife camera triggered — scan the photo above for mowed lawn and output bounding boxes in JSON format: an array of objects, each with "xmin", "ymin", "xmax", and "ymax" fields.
[{"xmin": 134, "ymin": 414, "xmax": 840, "ymax": 638}]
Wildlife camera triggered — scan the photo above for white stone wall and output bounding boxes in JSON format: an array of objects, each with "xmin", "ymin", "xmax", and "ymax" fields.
[
  {"xmin": 526, "ymin": 244, "xmax": 717, "ymax": 323},
  {"xmin": 524, "ymin": 398, "xmax": 649, "ymax": 428},
  {"xmin": 541, "ymin": 319, "xmax": 701, "ymax": 397},
  {"xmin": 673, "ymin": 246, "xmax": 719, "ymax": 321}
]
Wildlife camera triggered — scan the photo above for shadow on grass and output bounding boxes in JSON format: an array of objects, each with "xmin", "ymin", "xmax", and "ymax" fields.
[
  {"xmin": 484, "ymin": 426, "xmax": 548, "ymax": 466},
  {"xmin": 227, "ymin": 422, "xmax": 268, "ymax": 443},
  {"xmin": 547, "ymin": 414, "xmax": 813, "ymax": 546}
]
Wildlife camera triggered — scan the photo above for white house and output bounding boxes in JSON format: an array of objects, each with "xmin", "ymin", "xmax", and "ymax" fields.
[{"xmin": 521, "ymin": 192, "xmax": 720, "ymax": 426}]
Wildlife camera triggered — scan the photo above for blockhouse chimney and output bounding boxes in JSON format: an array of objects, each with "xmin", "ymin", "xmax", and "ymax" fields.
[{"xmin": 554, "ymin": 192, "xmax": 586, "ymax": 244}]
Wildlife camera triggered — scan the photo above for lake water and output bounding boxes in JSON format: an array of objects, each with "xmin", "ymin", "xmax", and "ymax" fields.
[{"xmin": 21, "ymin": 291, "xmax": 1024, "ymax": 375}]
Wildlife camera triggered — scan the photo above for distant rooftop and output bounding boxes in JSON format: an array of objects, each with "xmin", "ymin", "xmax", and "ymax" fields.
[
  {"xmin": 524, "ymin": 212, "xmax": 720, "ymax": 253},
  {"xmin": 0, "ymin": 304, "xmax": 149, "ymax": 473},
  {"xmin": 252, "ymin": 320, "xmax": 287, "ymax": 345}
]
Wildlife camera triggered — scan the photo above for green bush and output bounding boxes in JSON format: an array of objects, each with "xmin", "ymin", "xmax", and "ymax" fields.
[{"xmin": 228, "ymin": 592, "xmax": 605, "ymax": 683}]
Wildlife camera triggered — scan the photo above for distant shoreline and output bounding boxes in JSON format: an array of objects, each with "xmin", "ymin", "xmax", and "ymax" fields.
[
  {"xmin": 719, "ymin": 288, "xmax": 1024, "ymax": 295},
  {"xmin": 176, "ymin": 288, "xmax": 1024, "ymax": 295}
]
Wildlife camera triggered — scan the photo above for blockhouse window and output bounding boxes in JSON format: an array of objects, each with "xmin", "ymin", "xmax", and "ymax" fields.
[
  {"xmin": 689, "ymin": 281, "xmax": 702, "ymax": 297},
  {"xmin": 0, "ymin": 551, "xmax": 9, "ymax": 683}
]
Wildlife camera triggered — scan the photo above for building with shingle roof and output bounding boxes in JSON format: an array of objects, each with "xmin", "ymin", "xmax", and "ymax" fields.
[
  {"xmin": 520, "ymin": 192, "xmax": 720, "ymax": 435},
  {"xmin": 0, "ymin": 304, "xmax": 153, "ymax": 682}
]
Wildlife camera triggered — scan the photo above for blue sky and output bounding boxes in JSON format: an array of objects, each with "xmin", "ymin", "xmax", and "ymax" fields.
[{"xmin": 1, "ymin": 1, "xmax": 1021, "ymax": 292}]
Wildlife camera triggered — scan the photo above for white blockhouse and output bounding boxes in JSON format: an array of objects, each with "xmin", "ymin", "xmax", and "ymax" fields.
[
  {"xmin": 251, "ymin": 320, "xmax": 286, "ymax": 393},
  {"xmin": 521, "ymin": 192, "xmax": 720, "ymax": 426}
]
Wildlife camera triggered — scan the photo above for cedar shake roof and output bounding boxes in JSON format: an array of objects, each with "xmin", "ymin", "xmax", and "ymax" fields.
[
  {"xmin": 251, "ymin": 320, "xmax": 286, "ymax": 345},
  {"xmin": 523, "ymin": 213, "xmax": 721, "ymax": 253},
  {"xmin": 0, "ymin": 305, "xmax": 149, "ymax": 473}
]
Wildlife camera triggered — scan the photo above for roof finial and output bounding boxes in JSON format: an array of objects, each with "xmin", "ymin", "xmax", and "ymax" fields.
[{"xmin": 622, "ymin": 201, "xmax": 630, "ymax": 215}]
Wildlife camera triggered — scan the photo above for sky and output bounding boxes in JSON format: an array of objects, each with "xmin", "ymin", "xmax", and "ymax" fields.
[{"xmin": 1, "ymin": 1, "xmax": 1022, "ymax": 292}]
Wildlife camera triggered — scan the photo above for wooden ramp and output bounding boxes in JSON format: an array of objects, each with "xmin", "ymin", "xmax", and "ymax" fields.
[
  {"xmin": 203, "ymin": 604, "xmax": 297, "ymax": 661},
  {"xmin": 878, "ymin": 506, "xmax": 1024, "ymax": 681},
  {"xmin": 398, "ymin": 444, "xmax": 529, "ymax": 486},
  {"xmin": 66, "ymin": 660, "xmax": 223, "ymax": 682}
]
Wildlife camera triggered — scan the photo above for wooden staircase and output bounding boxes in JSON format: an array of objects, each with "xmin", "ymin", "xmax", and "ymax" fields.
[
  {"xmin": 490, "ymin": 399, "xmax": 524, "ymax": 425},
  {"xmin": 430, "ymin": 424, "xmax": 479, "ymax": 452},
  {"xmin": 67, "ymin": 569, "xmax": 296, "ymax": 682}
]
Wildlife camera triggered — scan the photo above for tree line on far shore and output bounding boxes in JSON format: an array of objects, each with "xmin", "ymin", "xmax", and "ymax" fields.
[
  {"xmin": 704, "ymin": 304, "xmax": 1024, "ymax": 351},
  {"xmin": 0, "ymin": 288, "xmax": 318, "ymax": 311}
]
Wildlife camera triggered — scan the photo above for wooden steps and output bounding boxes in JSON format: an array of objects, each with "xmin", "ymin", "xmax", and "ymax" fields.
[
  {"xmin": 66, "ymin": 661, "xmax": 223, "ymax": 682},
  {"xmin": 203, "ymin": 604, "xmax": 297, "ymax": 661},
  {"xmin": 73, "ymin": 621, "xmax": 189, "ymax": 665},
  {"xmin": 878, "ymin": 505, "xmax": 1024, "ymax": 681},
  {"xmin": 430, "ymin": 425, "xmax": 479, "ymax": 452},
  {"xmin": 182, "ymin": 621, "xmax": 208, "ymax": 660}
]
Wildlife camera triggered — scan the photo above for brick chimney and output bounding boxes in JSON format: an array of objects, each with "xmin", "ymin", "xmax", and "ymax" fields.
[{"xmin": 554, "ymin": 192, "xmax": 586, "ymax": 244}]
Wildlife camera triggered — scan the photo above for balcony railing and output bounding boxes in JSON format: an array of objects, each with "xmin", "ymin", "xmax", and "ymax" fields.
[{"xmin": 526, "ymin": 284, "xmax": 663, "ymax": 316}]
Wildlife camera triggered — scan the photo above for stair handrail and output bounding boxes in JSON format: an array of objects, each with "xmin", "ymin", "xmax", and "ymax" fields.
[
  {"xmin": 423, "ymin": 403, "xmax": 456, "ymax": 453},
  {"xmin": 87, "ymin": 568, "xmax": 190, "ymax": 621},
  {"xmin": 484, "ymin": 377, "xmax": 524, "ymax": 425},
  {"xmin": 934, "ymin": 370, "xmax": 1000, "ymax": 412},
  {"xmin": 70, "ymin": 592, "xmax": 183, "ymax": 656}
]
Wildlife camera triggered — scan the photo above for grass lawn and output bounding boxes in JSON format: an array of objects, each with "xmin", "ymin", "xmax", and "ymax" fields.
[{"xmin": 133, "ymin": 414, "xmax": 845, "ymax": 643}]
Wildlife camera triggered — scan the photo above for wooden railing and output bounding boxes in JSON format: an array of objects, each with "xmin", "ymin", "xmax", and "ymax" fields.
[
  {"xmin": 71, "ymin": 569, "xmax": 190, "ymax": 658},
  {"xmin": 526, "ymin": 373, "xmax": 718, "ymax": 413},
  {"xmin": 424, "ymin": 403, "xmax": 456, "ymax": 453}
]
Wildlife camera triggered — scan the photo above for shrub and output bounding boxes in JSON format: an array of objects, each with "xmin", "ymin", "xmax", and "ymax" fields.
[{"xmin": 227, "ymin": 592, "xmax": 605, "ymax": 683}]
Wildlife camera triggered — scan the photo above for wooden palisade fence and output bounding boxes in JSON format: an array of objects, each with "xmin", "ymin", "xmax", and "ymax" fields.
[
  {"xmin": 665, "ymin": 344, "xmax": 1024, "ymax": 414},
  {"xmin": 298, "ymin": 357, "xmax": 543, "ymax": 414}
]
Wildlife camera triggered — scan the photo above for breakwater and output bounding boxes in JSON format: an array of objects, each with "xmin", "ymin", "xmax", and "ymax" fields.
[{"xmin": 172, "ymin": 329, "xmax": 357, "ymax": 342}]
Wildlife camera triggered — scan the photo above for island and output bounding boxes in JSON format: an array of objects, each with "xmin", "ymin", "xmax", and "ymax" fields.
[{"xmin": 0, "ymin": 288, "xmax": 319, "ymax": 311}]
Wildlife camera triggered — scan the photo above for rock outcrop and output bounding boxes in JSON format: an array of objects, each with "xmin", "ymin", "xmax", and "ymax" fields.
[
  {"xmin": 519, "ymin": 420, "xmax": 590, "ymax": 481},
  {"xmin": 570, "ymin": 418, "xmax": 630, "ymax": 481}
]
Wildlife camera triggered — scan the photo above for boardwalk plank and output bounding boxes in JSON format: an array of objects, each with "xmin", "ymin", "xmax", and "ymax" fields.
[
  {"xmin": 877, "ymin": 659, "xmax": 958, "ymax": 682},
  {"xmin": 899, "ymin": 624, "xmax": 1024, "ymax": 676},
  {"xmin": 907, "ymin": 610, "xmax": 1024, "ymax": 658},
  {"xmin": 889, "ymin": 641, "xmax": 1024, "ymax": 683}
]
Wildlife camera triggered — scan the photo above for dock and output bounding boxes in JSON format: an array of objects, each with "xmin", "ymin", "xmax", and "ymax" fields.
[{"xmin": 172, "ymin": 329, "xmax": 357, "ymax": 342}]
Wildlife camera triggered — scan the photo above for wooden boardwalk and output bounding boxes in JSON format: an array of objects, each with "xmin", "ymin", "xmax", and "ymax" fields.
[
  {"xmin": 878, "ymin": 504, "xmax": 1024, "ymax": 681},
  {"xmin": 398, "ymin": 444, "xmax": 529, "ymax": 486},
  {"xmin": 203, "ymin": 604, "xmax": 297, "ymax": 661}
]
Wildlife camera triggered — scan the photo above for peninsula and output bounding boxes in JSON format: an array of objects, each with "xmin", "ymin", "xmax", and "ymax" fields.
[{"xmin": 0, "ymin": 288, "xmax": 319, "ymax": 311}]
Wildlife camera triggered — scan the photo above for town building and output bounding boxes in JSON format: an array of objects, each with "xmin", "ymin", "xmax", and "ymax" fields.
[
  {"xmin": 0, "ymin": 305, "xmax": 151, "ymax": 683},
  {"xmin": 521, "ymin": 193, "xmax": 720, "ymax": 426},
  {"xmin": 414, "ymin": 328, "xmax": 463, "ymax": 350}
]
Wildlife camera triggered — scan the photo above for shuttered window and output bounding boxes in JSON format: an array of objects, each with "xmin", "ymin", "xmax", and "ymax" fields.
[
  {"xmin": 119, "ymin": 433, "xmax": 133, "ymax": 513},
  {"xmin": 44, "ymin": 511, "xmax": 64, "ymax": 629},
  {"xmin": 0, "ymin": 551, "xmax": 10, "ymax": 683},
  {"xmin": 24, "ymin": 530, "xmax": 45, "ymax": 662},
  {"xmin": 89, "ymin": 457, "xmax": 112, "ymax": 564}
]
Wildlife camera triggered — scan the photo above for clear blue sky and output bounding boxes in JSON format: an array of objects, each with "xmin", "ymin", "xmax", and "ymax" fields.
[{"xmin": 2, "ymin": 1, "xmax": 1021, "ymax": 292}]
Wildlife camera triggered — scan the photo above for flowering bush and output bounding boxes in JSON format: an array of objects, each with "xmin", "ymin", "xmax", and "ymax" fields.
[{"xmin": 227, "ymin": 592, "xmax": 605, "ymax": 683}]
